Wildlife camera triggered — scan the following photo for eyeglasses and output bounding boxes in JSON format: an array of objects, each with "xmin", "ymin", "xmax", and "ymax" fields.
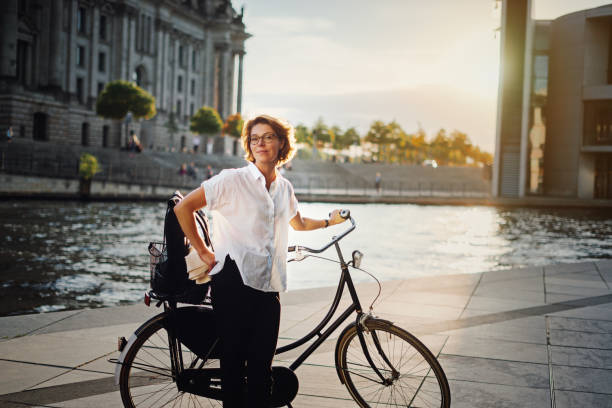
[{"xmin": 249, "ymin": 133, "xmax": 277, "ymax": 145}]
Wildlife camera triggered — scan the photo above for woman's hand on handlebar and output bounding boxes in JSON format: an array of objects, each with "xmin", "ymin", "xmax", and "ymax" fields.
[{"xmin": 328, "ymin": 209, "xmax": 349, "ymax": 227}]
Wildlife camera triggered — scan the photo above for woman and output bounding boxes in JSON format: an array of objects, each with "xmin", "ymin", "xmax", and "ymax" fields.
[{"xmin": 174, "ymin": 114, "xmax": 345, "ymax": 407}]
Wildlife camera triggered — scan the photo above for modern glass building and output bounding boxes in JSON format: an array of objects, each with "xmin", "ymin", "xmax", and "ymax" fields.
[{"xmin": 493, "ymin": 1, "xmax": 612, "ymax": 200}]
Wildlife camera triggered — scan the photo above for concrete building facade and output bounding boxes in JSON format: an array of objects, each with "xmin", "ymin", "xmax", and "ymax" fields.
[
  {"xmin": 493, "ymin": 2, "xmax": 612, "ymax": 200},
  {"xmin": 0, "ymin": 0, "xmax": 249, "ymax": 153}
]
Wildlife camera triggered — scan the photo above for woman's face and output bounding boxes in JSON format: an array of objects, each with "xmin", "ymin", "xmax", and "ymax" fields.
[{"xmin": 250, "ymin": 123, "xmax": 283, "ymax": 166}]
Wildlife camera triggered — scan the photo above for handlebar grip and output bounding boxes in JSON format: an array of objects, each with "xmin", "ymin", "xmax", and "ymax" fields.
[
  {"xmin": 288, "ymin": 246, "xmax": 296, "ymax": 252},
  {"xmin": 329, "ymin": 209, "xmax": 351, "ymax": 220}
]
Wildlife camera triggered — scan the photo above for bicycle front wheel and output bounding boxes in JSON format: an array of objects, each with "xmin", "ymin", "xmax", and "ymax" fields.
[
  {"xmin": 336, "ymin": 319, "xmax": 450, "ymax": 408},
  {"xmin": 119, "ymin": 314, "xmax": 222, "ymax": 408}
]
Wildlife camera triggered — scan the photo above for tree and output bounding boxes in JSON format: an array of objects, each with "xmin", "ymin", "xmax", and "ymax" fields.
[
  {"xmin": 190, "ymin": 106, "xmax": 222, "ymax": 135},
  {"xmin": 334, "ymin": 127, "xmax": 360, "ymax": 151},
  {"xmin": 312, "ymin": 118, "xmax": 332, "ymax": 146},
  {"xmin": 96, "ymin": 80, "xmax": 156, "ymax": 120},
  {"xmin": 222, "ymin": 113, "xmax": 244, "ymax": 138},
  {"xmin": 429, "ymin": 129, "xmax": 451, "ymax": 165},
  {"xmin": 448, "ymin": 130, "xmax": 472, "ymax": 165},
  {"xmin": 294, "ymin": 124, "xmax": 312, "ymax": 145},
  {"xmin": 365, "ymin": 120, "xmax": 403, "ymax": 162}
]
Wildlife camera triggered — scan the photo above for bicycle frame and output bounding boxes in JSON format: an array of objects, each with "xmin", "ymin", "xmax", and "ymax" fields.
[
  {"xmin": 277, "ymin": 240, "xmax": 364, "ymax": 371},
  {"xmin": 277, "ymin": 216, "xmax": 392, "ymax": 387}
]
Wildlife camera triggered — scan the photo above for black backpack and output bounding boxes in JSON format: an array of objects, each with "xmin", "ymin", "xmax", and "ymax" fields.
[{"xmin": 149, "ymin": 191, "xmax": 213, "ymax": 304}]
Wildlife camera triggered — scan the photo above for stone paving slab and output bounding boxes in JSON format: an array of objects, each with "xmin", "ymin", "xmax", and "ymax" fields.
[{"xmin": 0, "ymin": 260, "xmax": 611, "ymax": 407}]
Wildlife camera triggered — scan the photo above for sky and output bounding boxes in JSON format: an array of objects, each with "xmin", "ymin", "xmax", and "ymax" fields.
[{"xmin": 237, "ymin": 0, "xmax": 612, "ymax": 152}]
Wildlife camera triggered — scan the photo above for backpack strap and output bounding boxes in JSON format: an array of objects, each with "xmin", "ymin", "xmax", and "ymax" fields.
[{"xmin": 166, "ymin": 190, "xmax": 213, "ymax": 251}]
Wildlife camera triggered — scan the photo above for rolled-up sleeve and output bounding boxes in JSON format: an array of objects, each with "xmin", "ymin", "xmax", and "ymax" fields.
[
  {"xmin": 202, "ymin": 170, "xmax": 229, "ymax": 211},
  {"xmin": 287, "ymin": 183, "xmax": 298, "ymax": 219}
]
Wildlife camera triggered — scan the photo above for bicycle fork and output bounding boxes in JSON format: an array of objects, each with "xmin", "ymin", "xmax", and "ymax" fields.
[{"xmin": 355, "ymin": 315, "xmax": 400, "ymax": 386}]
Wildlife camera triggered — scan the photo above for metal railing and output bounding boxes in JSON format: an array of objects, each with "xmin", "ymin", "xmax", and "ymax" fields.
[
  {"xmin": 1, "ymin": 145, "xmax": 490, "ymax": 197},
  {"xmin": 0, "ymin": 147, "xmax": 200, "ymax": 190},
  {"xmin": 289, "ymin": 176, "xmax": 490, "ymax": 198}
]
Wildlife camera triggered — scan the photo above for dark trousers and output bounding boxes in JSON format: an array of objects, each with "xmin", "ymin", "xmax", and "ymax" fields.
[{"xmin": 211, "ymin": 256, "xmax": 281, "ymax": 408}]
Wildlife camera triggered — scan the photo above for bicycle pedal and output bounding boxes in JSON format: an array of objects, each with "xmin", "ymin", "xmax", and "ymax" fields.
[{"xmin": 118, "ymin": 336, "xmax": 127, "ymax": 352}]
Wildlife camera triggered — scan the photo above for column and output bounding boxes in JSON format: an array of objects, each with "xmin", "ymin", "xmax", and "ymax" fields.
[
  {"xmin": 48, "ymin": 0, "xmax": 63, "ymax": 89},
  {"xmin": 0, "ymin": 0, "xmax": 18, "ymax": 78},
  {"xmin": 154, "ymin": 22, "xmax": 164, "ymax": 109},
  {"xmin": 236, "ymin": 52, "xmax": 244, "ymax": 114},
  {"xmin": 118, "ymin": 10, "xmax": 130, "ymax": 79},
  {"xmin": 89, "ymin": 6, "xmax": 100, "ymax": 102},
  {"xmin": 66, "ymin": 0, "xmax": 77, "ymax": 95},
  {"xmin": 127, "ymin": 12, "xmax": 136, "ymax": 81}
]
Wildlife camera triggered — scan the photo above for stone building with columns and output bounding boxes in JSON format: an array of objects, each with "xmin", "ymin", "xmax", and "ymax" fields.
[{"xmin": 0, "ymin": 0, "xmax": 249, "ymax": 153}]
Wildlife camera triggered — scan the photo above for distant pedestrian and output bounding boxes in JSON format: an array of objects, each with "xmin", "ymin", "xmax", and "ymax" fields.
[
  {"xmin": 6, "ymin": 126, "xmax": 13, "ymax": 143},
  {"xmin": 206, "ymin": 165, "xmax": 214, "ymax": 179},
  {"xmin": 127, "ymin": 131, "xmax": 142, "ymax": 153},
  {"xmin": 193, "ymin": 135, "xmax": 201, "ymax": 153},
  {"xmin": 179, "ymin": 163, "xmax": 188, "ymax": 175},
  {"xmin": 375, "ymin": 172, "xmax": 382, "ymax": 194},
  {"xmin": 187, "ymin": 162, "xmax": 197, "ymax": 179}
]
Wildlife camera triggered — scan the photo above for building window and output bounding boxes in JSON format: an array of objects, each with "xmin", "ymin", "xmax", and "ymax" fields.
[
  {"xmin": 33, "ymin": 112, "xmax": 48, "ymax": 141},
  {"xmin": 76, "ymin": 77, "xmax": 84, "ymax": 103},
  {"xmin": 179, "ymin": 45, "xmax": 185, "ymax": 68},
  {"xmin": 77, "ymin": 7, "xmax": 86, "ymax": 34},
  {"xmin": 98, "ymin": 52, "xmax": 106, "ymax": 72},
  {"xmin": 102, "ymin": 125, "xmax": 110, "ymax": 147},
  {"xmin": 133, "ymin": 66, "xmax": 145, "ymax": 87},
  {"xmin": 81, "ymin": 123, "xmax": 90, "ymax": 146},
  {"xmin": 19, "ymin": 125, "xmax": 25, "ymax": 139},
  {"xmin": 594, "ymin": 155, "xmax": 612, "ymax": 199},
  {"xmin": 16, "ymin": 40, "xmax": 28, "ymax": 85},
  {"xmin": 190, "ymin": 79, "xmax": 195, "ymax": 96},
  {"xmin": 99, "ymin": 15, "xmax": 107, "ymax": 40},
  {"xmin": 532, "ymin": 55, "xmax": 548, "ymax": 97},
  {"xmin": 18, "ymin": 0, "xmax": 27, "ymax": 15},
  {"xmin": 177, "ymin": 75, "xmax": 183, "ymax": 93},
  {"xmin": 608, "ymin": 25, "xmax": 612, "ymax": 84},
  {"xmin": 97, "ymin": 82, "xmax": 105, "ymax": 95},
  {"xmin": 192, "ymin": 50, "xmax": 197, "ymax": 71},
  {"xmin": 177, "ymin": 100, "xmax": 182, "ymax": 117},
  {"xmin": 190, "ymin": 103, "xmax": 194, "ymax": 117},
  {"xmin": 146, "ymin": 16, "xmax": 152, "ymax": 53},
  {"xmin": 584, "ymin": 100, "xmax": 612, "ymax": 146},
  {"xmin": 76, "ymin": 46, "xmax": 85, "ymax": 67}
]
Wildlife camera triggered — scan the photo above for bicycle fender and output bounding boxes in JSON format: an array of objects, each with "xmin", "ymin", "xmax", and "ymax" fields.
[
  {"xmin": 113, "ymin": 312, "xmax": 169, "ymax": 385},
  {"xmin": 334, "ymin": 322, "xmax": 356, "ymax": 385}
]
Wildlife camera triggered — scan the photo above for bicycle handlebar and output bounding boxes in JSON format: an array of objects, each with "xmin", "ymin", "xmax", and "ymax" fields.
[{"xmin": 288, "ymin": 209, "xmax": 355, "ymax": 254}]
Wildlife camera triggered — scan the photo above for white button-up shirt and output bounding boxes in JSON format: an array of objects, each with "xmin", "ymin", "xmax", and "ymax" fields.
[{"xmin": 201, "ymin": 162, "xmax": 299, "ymax": 292}]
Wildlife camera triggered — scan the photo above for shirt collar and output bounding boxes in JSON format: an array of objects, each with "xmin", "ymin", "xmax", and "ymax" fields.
[
  {"xmin": 247, "ymin": 161, "xmax": 279, "ymax": 182},
  {"xmin": 247, "ymin": 162, "xmax": 264, "ymax": 180}
]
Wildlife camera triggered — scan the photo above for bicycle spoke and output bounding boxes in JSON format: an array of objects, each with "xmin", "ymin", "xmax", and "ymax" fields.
[
  {"xmin": 120, "ymin": 314, "xmax": 223, "ymax": 408},
  {"xmin": 337, "ymin": 321, "xmax": 449, "ymax": 407}
]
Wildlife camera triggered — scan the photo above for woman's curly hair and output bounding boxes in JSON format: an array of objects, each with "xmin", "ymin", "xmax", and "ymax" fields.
[{"xmin": 241, "ymin": 114, "xmax": 296, "ymax": 167}]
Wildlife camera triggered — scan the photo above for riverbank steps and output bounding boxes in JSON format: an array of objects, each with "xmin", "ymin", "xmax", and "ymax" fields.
[{"xmin": 1, "ymin": 260, "xmax": 611, "ymax": 407}]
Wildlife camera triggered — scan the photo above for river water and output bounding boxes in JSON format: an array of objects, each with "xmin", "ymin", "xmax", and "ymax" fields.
[{"xmin": 1, "ymin": 199, "xmax": 611, "ymax": 316}]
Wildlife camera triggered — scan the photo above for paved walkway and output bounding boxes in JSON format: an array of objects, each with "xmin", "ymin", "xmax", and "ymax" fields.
[{"xmin": 1, "ymin": 260, "xmax": 611, "ymax": 407}]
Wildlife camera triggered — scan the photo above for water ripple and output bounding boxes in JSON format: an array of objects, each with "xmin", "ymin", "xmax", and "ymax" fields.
[{"xmin": 0, "ymin": 200, "xmax": 610, "ymax": 316}]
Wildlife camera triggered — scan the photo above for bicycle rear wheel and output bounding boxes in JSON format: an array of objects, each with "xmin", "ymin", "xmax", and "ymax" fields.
[
  {"xmin": 119, "ymin": 314, "xmax": 222, "ymax": 408},
  {"xmin": 336, "ymin": 318, "xmax": 450, "ymax": 408}
]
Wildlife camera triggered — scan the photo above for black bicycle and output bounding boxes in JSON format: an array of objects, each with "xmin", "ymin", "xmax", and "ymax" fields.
[{"xmin": 114, "ymin": 210, "xmax": 451, "ymax": 407}]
